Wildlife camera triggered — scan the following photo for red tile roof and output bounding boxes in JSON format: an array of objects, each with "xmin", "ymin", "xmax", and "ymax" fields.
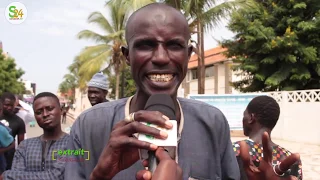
[{"xmin": 188, "ymin": 46, "xmax": 228, "ymax": 69}]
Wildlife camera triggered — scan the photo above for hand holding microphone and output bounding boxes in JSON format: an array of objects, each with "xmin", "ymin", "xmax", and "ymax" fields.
[
  {"xmin": 90, "ymin": 96, "xmax": 174, "ymax": 180},
  {"xmin": 138, "ymin": 94, "xmax": 177, "ymax": 174},
  {"xmin": 136, "ymin": 148, "xmax": 182, "ymax": 180}
]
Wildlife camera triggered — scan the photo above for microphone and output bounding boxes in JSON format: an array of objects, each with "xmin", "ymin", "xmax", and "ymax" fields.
[{"xmin": 138, "ymin": 94, "xmax": 177, "ymax": 174}]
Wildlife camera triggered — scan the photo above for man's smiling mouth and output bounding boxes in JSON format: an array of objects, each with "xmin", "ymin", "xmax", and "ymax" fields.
[{"xmin": 147, "ymin": 74, "xmax": 174, "ymax": 82}]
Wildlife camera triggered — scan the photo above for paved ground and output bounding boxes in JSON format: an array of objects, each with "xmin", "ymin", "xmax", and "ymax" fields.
[{"xmin": 26, "ymin": 118, "xmax": 319, "ymax": 180}]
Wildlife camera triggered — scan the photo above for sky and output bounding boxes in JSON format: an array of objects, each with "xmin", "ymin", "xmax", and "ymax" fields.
[{"xmin": 0, "ymin": 0, "xmax": 234, "ymax": 94}]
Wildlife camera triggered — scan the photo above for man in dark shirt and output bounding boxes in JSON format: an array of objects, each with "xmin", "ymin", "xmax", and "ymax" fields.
[
  {"xmin": 87, "ymin": 72, "xmax": 109, "ymax": 106},
  {"xmin": 0, "ymin": 92, "xmax": 26, "ymax": 170}
]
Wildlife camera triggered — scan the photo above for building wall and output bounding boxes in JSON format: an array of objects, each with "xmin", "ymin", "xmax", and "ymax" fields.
[
  {"xmin": 73, "ymin": 88, "xmax": 91, "ymax": 118},
  {"xmin": 269, "ymin": 90, "xmax": 320, "ymax": 145},
  {"xmin": 23, "ymin": 80, "xmax": 36, "ymax": 95},
  {"xmin": 180, "ymin": 62, "xmax": 239, "ymax": 97}
]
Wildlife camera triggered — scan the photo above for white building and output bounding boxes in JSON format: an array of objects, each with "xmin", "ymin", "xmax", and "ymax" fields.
[
  {"xmin": 22, "ymin": 80, "xmax": 36, "ymax": 95},
  {"xmin": 178, "ymin": 46, "xmax": 241, "ymax": 97}
]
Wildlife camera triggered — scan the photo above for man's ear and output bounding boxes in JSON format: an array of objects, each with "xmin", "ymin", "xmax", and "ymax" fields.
[
  {"xmin": 248, "ymin": 113, "xmax": 255, "ymax": 124},
  {"xmin": 187, "ymin": 45, "xmax": 194, "ymax": 59},
  {"xmin": 121, "ymin": 46, "xmax": 130, "ymax": 66}
]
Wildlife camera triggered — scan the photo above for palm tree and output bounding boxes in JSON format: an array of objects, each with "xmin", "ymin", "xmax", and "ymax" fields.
[
  {"xmin": 162, "ymin": 0, "xmax": 256, "ymax": 94},
  {"xmin": 76, "ymin": 0, "xmax": 129, "ymax": 99},
  {"xmin": 59, "ymin": 72, "xmax": 78, "ymax": 102}
]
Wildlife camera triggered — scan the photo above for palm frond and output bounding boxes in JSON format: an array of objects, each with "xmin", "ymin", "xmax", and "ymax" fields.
[
  {"xmin": 108, "ymin": 0, "xmax": 154, "ymax": 11},
  {"xmin": 77, "ymin": 44, "xmax": 111, "ymax": 64},
  {"xmin": 77, "ymin": 30, "xmax": 109, "ymax": 44},
  {"xmin": 87, "ymin": 12, "xmax": 115, "ymax": 33},
  {"xmin": 78, "ymin": 49, "xmax": 112, "ymax": 82}
]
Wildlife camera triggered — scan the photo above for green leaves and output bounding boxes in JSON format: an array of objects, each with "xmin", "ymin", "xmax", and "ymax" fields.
[
  {"xmin": 221, "ymin": 0, "xmax": 320, "ymax": 92},
  {"xmin": 0, "ymin": 49, "xmax": 25, "ymax": 95},
  {"xmin": 293, "ymin": 2, "xmax": 307, "ymax": 10},
  {"xmin": 265, "ymin": 65, "xmax": 292, "ymax": 86}
]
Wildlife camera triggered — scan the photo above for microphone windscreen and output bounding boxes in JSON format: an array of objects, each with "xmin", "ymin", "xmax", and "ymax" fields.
[{"xmin": 144, "ymin": 94, "xmax": 176, "ymax": 120}]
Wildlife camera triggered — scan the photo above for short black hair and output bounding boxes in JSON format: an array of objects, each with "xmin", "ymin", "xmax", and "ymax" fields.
[
  {"xmin": 0, "ymin": 92, "xmax": 16, "ymax": 103},
  {"xmin": 33, "ymin": 92, "xmax": 60, "ymax": 106},
  {"xmin": 247, "ymin": 95, "xmax": 280, "ymax": 130}
]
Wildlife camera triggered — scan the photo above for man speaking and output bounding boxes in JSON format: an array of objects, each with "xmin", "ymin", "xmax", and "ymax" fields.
[{"xmin": 64, "ymin": 3, "xmax": 299, "ymax": 180}]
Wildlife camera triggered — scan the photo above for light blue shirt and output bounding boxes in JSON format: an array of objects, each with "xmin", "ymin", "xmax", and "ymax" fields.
[
  {"xmin": 0, "ymin": 123, "xmax": 14, "ymax": 173},
  {"xmin": 0, "ymin": 125, "xmax": 13, "ymax": 147}
]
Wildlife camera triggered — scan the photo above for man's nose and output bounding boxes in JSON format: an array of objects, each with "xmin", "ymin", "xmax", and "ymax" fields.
[
  {"xmin": 151, "ymin": 44, "xmax": 170, "ymax": 66},
  {"xmin": 43, "ymin": 109, "xmax": 49, "ymax": 117}
]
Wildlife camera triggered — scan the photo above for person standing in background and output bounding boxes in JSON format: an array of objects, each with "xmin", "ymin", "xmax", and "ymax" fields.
[
  {"xmin": 1, "ymin": 92, "xmax": 69, "ymax": 180},
  {"xmin": 87, "ymin": 72, "xmax": 109, "ymax": 106},
  {"xmin": 13, "ymin": 95, "xmax": 35, "ymax": 138},
  {"xmin": 0, "ymin": 92, "xmax": 25, "ymax": 170},
  {"xmin": 0, "ymin": 101, "xmax": 15, "ymax": 175},
  {"xmin": 233, "ymin": 95, "xmax": 302, "ymax": 180},
  {"xmin": 61, "ymin": 103, "xmax": 69, "ymax": 124}
]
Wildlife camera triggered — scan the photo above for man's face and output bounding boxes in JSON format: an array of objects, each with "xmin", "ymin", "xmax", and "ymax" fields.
[
  {"xmin": 123, "ymin": 8, "xmax": 193, "ymax": 97},
  {"xmin": 3, "ymin": 98, "xmax": 15, "ymax": 116},
  {"xmin": 13, "ymin": 97, "xmax": 20, "ymax": 114},
  {"xmin": 33, "ymin": 97, "xmax": 61, "ymax": 130},
  {"xmin": 87, "ymin": 87, "xmax": 107, "ymax": 106}
]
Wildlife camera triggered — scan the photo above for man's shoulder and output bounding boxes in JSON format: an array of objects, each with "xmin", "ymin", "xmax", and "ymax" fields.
[
  {"xmin": 19, "ymin": 137, "xmax": 38, "ymax": 146},
  {"xmin": 12, "ymin": 114, "xmax": 24, "ymax": 123}
]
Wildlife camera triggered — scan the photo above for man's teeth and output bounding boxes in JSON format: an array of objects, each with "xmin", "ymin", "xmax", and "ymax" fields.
[{"xmin": 148, "ymin": 74, "xmax": 173, "ymax": 82}]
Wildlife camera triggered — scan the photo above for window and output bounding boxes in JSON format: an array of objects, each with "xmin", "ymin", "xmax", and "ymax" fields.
[
  {"xmin": 205, "ymin": 65, "xmax": 214, "ymax": 77},
  {"xmin": 191, "ymin": 69, "xmax": 197, "ymax": 80}
]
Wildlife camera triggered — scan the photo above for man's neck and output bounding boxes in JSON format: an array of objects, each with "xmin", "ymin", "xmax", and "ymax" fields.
[
  {"xmin": 130, "ymin": 91, "xmax": 181, "ymax": 122},
  {"xmin": 42, "ymin": 126, "xmax": 64, "ymax": 141},
  {"xmin": 248, "ymin": 127, "xmax": 275, "ymax": 146}
]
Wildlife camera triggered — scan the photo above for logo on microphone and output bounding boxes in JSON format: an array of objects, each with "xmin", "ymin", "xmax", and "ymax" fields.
[{"xmin": 145, "ymin": 123, "xmax": 155, "ymax": 140}]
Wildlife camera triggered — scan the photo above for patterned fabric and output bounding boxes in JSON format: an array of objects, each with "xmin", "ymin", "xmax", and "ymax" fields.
[
  {"xmin": 2, "ymin": 134, "xmax": 69, "ymax": 180},
  {"xmin": 233, "ymin": 139, "xmax": 303, "ymax": 180}
]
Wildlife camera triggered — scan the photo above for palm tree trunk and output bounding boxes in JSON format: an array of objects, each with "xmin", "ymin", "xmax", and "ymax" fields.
[
  {"xmin": 115, "ymin": 70, "xmax": 120, "ymax": 100},
  {"xmin": 120, "ymin": 66, "xmax": 125, "ymax": 98},
  {"xmin": 197, "ymin": 21, "xmax": 205, "ymax": 94}
]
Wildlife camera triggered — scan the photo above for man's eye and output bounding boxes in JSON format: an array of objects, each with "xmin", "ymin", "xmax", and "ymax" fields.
[
  {"xmin": 166, "ymin": 42, "xmax": 184, "ymax": 50},
  {"xmin": 135, "ymin": 41, "xmax": 156, "ymax": 50}
]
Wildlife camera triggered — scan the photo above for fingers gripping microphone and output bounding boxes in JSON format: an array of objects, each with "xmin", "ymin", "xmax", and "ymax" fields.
[{"xmin": 142, "ymin": 94, "xmax": 176, "ymax": 174}]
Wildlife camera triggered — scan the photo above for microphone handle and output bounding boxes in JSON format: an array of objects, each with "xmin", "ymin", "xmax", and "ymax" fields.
[{"xmin": 148, "ymin": 151, "xmax": 157, "ymax": 174}]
